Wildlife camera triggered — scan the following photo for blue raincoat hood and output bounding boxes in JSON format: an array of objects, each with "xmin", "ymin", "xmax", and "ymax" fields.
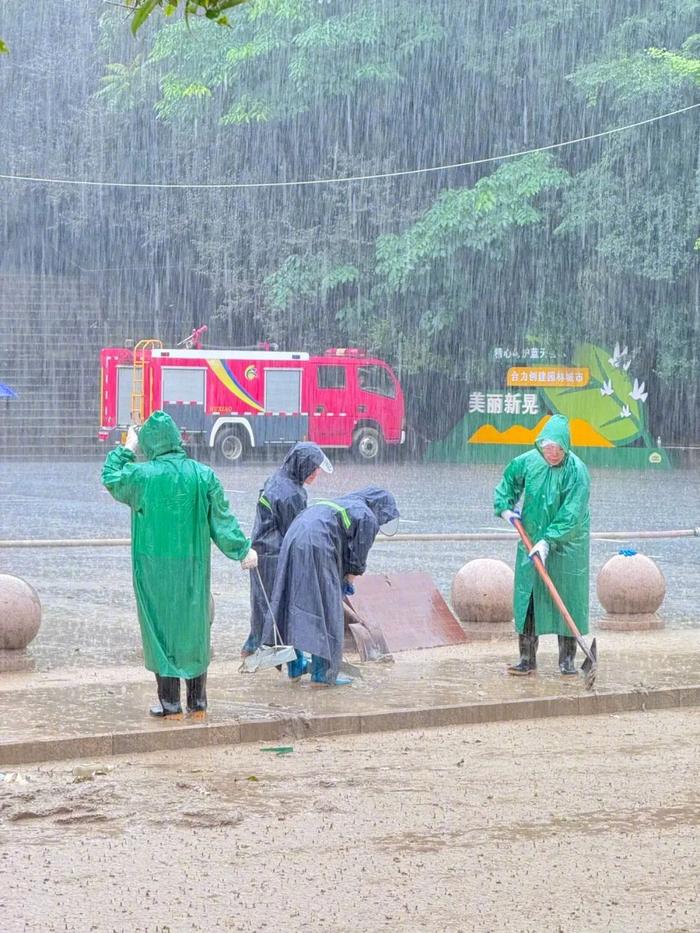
[
  {"xmin": 280, "ymin": 442, "xmax": 326, "ymax": 484},
  {"xmin": 341, "ymin": 486, "xmax": 399, "ymax": 525}
]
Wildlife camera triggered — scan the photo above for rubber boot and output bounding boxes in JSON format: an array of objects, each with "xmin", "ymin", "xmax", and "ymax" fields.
[
  {"xmin": 310, "ymin": 654, "xmax": 330, "ymax": 685},
  {"xmin": 507, "ymin": 634, "xmax": 539, "ymax": 676},
  {"xmin": 287, "ymin": 650, "xmax": 311, "ymax": 681},
  {"xmin": 186, "ymin": 673, "xmax": 208, "ymax": 719},
  {"xmin": 151, "ymin": 674, "xmax": 183, "ymax": 718},
  {"xmin": 310, "ymin": 655, "xmax": 353, "ymax": 687},
  {"xmin": 558, "ymin": 636, "xmax": 578, "ymax": 675}
]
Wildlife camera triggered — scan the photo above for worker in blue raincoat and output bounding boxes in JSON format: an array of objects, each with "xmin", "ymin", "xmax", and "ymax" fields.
[
  {"xmin": 493, "ymin": 414, "xmax": 590, "ymax": 676},
  {"xmin": 241, "ymin": 442, "xmax": 333, "ymax": 658},
  {"xmin": 263, "ymin": 486, "xmax": 399, "ymax": 687},
  {"xmin": 102, "ymin": 410, "xmax": 258, "ymax": 719}
]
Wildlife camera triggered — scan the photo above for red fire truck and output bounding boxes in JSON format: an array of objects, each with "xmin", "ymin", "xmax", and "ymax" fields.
[{"xmin": 98, "ymin": 339, "xmax": 406, "ymax": 463}]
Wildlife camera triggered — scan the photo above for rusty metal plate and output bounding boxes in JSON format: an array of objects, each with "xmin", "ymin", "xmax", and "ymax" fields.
[{"xmin": 347, "ymin": 571, "xmax": 467, "ymax": 652}]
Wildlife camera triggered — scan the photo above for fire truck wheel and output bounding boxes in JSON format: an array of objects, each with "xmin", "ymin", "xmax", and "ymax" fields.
[
  {"xmin": 214, "ymin": 427, "xmax": 248, "ymax": 464},
  {"xmin": 352, "ymin": 427, "xmax": 384, "ymax": 462}
]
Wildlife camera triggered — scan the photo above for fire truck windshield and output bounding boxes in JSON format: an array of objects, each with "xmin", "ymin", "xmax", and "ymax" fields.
[{"xmin": 358, "ymin": 364, "xmax": 396, "ymax": 399}]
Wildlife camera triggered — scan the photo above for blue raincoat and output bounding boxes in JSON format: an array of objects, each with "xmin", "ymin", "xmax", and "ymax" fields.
[
  {"xmin": 263, "ymin": 486, "xmax": 399, "ymax": 679},
  {"xmin": 243, "ymin": 442, "xmax": 328, "ymax": 653},
  {"xmin": 493, "ymin": 415, "xmax": 591, "ymax": 637}
]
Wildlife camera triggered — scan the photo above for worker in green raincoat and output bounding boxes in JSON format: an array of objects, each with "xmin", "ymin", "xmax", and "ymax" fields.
[
  {"xmin": 102, "ymin": 410, "xmax": 257, "ymax": 719},
  {"xmin": 493, "ymin": 414, "xmax": 590, "ymax": 676}
]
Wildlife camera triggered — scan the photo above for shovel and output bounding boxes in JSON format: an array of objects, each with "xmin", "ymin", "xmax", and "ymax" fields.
[
  {"xmin": 343, "ymin": 599, "xmax": 393, "ymax": 663},
  {"xmin": 513, "ymin": 518, "xmax": 597, "ymax": 689},
  {"xmin": 239, "ymin": 569, "xmax": 297, "ymax": 673}
]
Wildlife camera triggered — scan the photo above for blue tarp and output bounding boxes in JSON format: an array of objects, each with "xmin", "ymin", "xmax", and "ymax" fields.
[{"xmin": 0, "ymin": 383, "xmax": 18, "ymax": 398}]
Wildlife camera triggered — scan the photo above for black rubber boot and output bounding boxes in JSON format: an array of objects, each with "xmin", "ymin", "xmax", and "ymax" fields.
[
  {"xmin": 507, "ymin": 634, "xmax": 539, "ymax": 675},
  {"xmin": 558, "ymin": 636, "xmax": 578, "ymax": 675},
  {"xmin": 152, "ymin": 674, "xmax": 183, "ymax": 717},
  {"xmin": 186, "ymin": 673, "xmax": 208, "ymax": 717}
]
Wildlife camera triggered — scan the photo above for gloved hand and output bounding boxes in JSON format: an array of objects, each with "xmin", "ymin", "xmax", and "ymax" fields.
[
  {"xmin": 124, "ymin": 426, "xmax": 139, "ymax": 453},
  {"xmin": 342, "ymin": 579, "xmax": 355, "ymax": 596},
  {"xmin": 241, "ymin": 548, "xmax": 258, "ymax": 571},
  {"xmin": 528, "ymin": 540, "xmax": 549, "ymax": 564},
  {"xmin": 500, "ymin": 508, "xmax": 521, "ymax": 525}
]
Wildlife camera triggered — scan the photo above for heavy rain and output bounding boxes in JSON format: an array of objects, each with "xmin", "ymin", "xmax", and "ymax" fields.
[{"xmin": 1, "ymin": 1, "xmax": 699, "ymax": 931}]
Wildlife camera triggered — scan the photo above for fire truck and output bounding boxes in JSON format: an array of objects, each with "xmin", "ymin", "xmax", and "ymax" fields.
[{"xmin": 98, "ymin": 335, "xmax": 406, "ymax": 463}]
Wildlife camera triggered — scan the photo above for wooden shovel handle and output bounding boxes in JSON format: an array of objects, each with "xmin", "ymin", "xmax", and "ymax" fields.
[{"xmin": 512, "ymin": 518, "xmax": 583, "ymax": 642}]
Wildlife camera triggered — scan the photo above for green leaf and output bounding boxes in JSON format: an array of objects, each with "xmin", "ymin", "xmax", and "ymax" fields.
[
  {"xmin": 541, "ymin": 343, "xmax": 646, "ymax": 445},
  {"xmin": 181, "ymin": 82, "xmax": 212, "ymax": 97},
  {"xmin": 647, "ymin": 46, "xmax": 700, "ymax": 83},
  {"xmin": 131, "ymin": 0, "xmax": 160, "ymax": 35},
  {"xmin": 220, "ymin": 95, "xmax": 272, "ymax": 123}
]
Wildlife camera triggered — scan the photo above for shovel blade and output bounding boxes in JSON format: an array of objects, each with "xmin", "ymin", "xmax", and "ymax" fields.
[
  {"xmin": 580, "ymin": 637, "xmax": 597, "ymax": 688},
  {"xmin": 348, "ymin": 621, "xmax": 391, "ymax": 662}
]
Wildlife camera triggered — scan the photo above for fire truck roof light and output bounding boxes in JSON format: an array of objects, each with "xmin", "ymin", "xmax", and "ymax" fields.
[{"xmin": 325, "ymin": 348, "xmax": 361, "ymax": 357}]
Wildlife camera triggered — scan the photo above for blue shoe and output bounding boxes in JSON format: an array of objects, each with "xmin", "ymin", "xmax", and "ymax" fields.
[
  {"xmin": 310, "ymin": 674, "xmax": 353, "ymax": 688},
  {"xmin": 241, "ymin": 633, "xmax": 260, "ymax": 658}
]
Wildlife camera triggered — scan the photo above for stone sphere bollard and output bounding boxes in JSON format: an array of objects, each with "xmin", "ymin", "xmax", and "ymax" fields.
[
  {"xmin": 0, "ymin": 573, "xmax": 41, "ymax": 671},
  {"xmin": 596, "ymin": 550, "xmax": 666, "ymax": 631},
  {"xmin": 451, "ymin": 558, "xmax": 514, "ymax": 639}
]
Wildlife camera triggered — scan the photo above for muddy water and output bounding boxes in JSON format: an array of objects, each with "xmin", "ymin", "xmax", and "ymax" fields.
[
  {"xmin": 1, "ymin": 460, "xmax": 698, "ymax": 669},
  {"xmin": 2, "ymin": 709, "xmax": 700, "ymax": 932}
]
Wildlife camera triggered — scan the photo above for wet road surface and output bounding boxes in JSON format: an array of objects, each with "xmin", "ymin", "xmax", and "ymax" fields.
[
  {"xmin": 2, "ymin": 707, "xmax": 700, "ymax": 932},
  {"xmin": 1, "ymin": 459, "xmax": 698, "ymax": 669}
]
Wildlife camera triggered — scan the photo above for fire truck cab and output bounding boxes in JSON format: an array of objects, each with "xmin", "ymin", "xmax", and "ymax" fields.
[{"xmin": 99, "ymin": 343, "xmax": 405, "ymax": 463}]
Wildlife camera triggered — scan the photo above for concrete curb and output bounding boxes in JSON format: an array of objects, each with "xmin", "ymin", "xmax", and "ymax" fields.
[{"xmin": 3, "ymin": 684, "xmax": 700, "ymax": 767}]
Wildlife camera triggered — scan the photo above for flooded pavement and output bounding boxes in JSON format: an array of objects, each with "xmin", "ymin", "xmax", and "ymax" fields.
[
  {"xmin": 3, "ymin": 468, "xmax": 700, "ymax": 929},
  {"xmin": 1, "ymin": 459, "xmax": 699, "ymax": 671},
  {"xmin": 2, "ymin": 707, "xmax": 700, "ymax": 932},
  {"xmin": 1, "ymin": 632, "xmax": 699, "ymax": 760}
]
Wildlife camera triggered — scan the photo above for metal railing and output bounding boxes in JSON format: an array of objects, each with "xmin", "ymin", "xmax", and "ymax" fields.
[{"xmin": 0, "ymin": 528, "xmax": 698, "ymax": 549}]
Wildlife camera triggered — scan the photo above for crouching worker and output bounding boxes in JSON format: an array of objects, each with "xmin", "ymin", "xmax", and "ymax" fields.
[
  {"xmin": 242, "ymin": 442, "xmax": 333, "ymax": 659},
  {"xmin": 263, "ymin": 486, "xmax": 399, "ymax": 687},
  {"xmin": 102, "ymin": 410, "xmax": 258, "ymax": 720},
  {"xmin": 493, "ymin": 414, "xmax": 590, "ymax": 676}
]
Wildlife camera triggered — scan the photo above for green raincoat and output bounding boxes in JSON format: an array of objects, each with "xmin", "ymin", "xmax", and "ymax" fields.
[
  {"xmin": 102, "ymin": 411, "xmax": 251, "ymax": 678},
  {"xmin": 493, "ymin": 414, "xmax": 590, "ymax": 637}
]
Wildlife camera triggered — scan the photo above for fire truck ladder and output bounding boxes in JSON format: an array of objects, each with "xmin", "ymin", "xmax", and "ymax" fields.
[{"xmin": 130, "ymin": 339, "xmax": 162, "ymax": 424}]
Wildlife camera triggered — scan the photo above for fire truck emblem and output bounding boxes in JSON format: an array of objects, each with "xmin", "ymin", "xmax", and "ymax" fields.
[
  {"xmin": 207, "ymin": 359, "xmax": 264, "ymax": 412},
  {"xmin": 244, "ymin": 364, "xmax": 258, "ymax": 381}
]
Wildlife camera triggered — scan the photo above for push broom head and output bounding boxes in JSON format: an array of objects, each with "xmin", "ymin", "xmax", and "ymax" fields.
[{"xmin": 239, "ymin": 644, "xmax": 297, "ymax": 673}]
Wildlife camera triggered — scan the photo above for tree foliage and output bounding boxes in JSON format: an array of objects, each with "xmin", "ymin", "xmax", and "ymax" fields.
[
  {"xmin": 374, "ymin": 155, "xmax": 569, "ymax": 295},
  {"xmin": 0, "ymin": 0, "xmax": 250, "ymax": 52},
  {"xmin": 99, "ymin": 1, "xmax": 442, "ymax": 125},
  {"xmin": 1, "ymin": 0, "xmax": 699, "ymax": 443},
  {"xmin": 127, "ymin": 0, "xmax": 249, "ymax": 34}
]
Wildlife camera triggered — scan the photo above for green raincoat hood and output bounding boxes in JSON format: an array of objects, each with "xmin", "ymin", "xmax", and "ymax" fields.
[
  {"xmin": 137, "ymin": 410, "xmax": 184, "ymax": 460},
  {"xmin": 535, "ymin": 414, "xmax": 571, "ymax": 459}
]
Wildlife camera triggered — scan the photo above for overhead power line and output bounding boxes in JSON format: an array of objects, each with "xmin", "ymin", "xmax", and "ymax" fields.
[{"xmin": 0, "ymin": 102, "xmax": 697, "ymax": 190}]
